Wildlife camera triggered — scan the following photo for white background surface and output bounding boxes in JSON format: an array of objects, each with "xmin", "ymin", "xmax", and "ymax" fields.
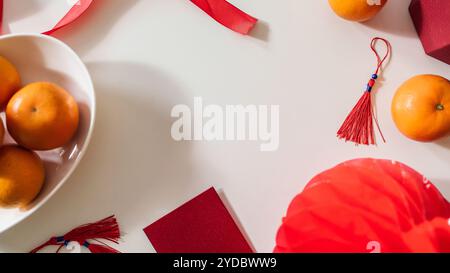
[{"xmin": 0, "ymin": 0, "xmax": 449, "ymax": 253}]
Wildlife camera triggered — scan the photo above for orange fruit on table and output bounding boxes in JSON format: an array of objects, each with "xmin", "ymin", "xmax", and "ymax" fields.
[
  {"xmin": 392, "ymin": 74, "xmax": 450, "ymax": 142},
  {"xmin": 328, "ymin": 0, "xmax": 388, "ymax": 22},
  {"xmin": 6, "ymin": 82, "xmax": 79, "ymax": 150},
  {"xmin": 0, "ymin": 145, "xmax": 45, "ymax": 208},
  {"xmin": 0, "ymin": 55, "xmax": 21, "ymax": 108}
]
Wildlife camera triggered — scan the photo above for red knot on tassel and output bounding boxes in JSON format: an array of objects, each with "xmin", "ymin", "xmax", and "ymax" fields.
[
  {"xmin": 337, "ymin": 37, "xmax": 392, "ymax": 145},
  {"xmin": 30, "ymin": 215, "xmax": 121, "ymax": 253}
]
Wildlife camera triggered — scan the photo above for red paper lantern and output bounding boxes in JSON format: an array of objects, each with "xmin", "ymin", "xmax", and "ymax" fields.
[{"xmin": 275, "ymin": 158, "xmax": 450, "ymax": 253}]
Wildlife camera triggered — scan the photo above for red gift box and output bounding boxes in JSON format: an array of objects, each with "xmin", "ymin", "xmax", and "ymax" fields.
[{"xmin": 409, "ymin": 0, "xmax": 450, "ymax": 65}]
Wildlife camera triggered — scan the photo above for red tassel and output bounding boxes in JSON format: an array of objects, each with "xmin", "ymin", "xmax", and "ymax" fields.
[
  {"xmin": 30, "ymin": 215, "xmax": 121, "ymax": 253},
  {"xmin": 337, "ymin": 37, "xmax": 391, "ymax": 145},
  {"xmin": 84, "ymin": 241, "xmax": 121, "ymax": 253},
  {"xmin": 30, "ymin": 238, "xmax": 59, "ymax": 254},
  {"xmin": 63, "ymin": 215, "xmax": 120, "ymax": 244}
]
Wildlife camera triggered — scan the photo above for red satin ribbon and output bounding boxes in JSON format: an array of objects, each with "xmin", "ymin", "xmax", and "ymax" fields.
[
  {"xmin": 43, "ymin": 0, "xmax": 93, "ymax": 35},
  {"xmin": 0, "ymin": 0, "xmax": 256, "ymax": 35},
  {"xmin": 190, "ymin": 0, "xmax": 257, "ymax": 34},
  {"xmin": 0, "ymin": 0, "xmax": 93, "ymax": 35}
]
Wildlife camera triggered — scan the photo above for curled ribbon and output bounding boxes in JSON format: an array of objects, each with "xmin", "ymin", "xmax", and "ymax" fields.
[
  {"xmin": 0, "ymin": 0, "xmax": 93, "ymax": 35},
  {"xmin": 0, "ymin": 0, "xmax": 256, "ymax": 36},
  {"xmin": 190, "ymin": 0, "xmax": 258, "ymax": 34},
  {"xmin": 43, "ymin": 0, "xmax": 94, "ymax": 35}
]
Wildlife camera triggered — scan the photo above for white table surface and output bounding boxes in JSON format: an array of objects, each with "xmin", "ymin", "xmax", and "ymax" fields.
[{"xmin": 0, "ymin": 0, "xmax": 449, "ymax": 253}]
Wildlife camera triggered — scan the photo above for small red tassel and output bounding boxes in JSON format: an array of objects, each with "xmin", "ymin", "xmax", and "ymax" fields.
[
  {"xmin": 84, "ymin": 241, "xmax": 120, "ymax": 253},
  {"xmin": 337, "ymin": 37, "xmax": 391, "ymax": 145},
  {"xmin": 30, "ymin": 238, "xmax": 59, "ymax": 254},
  {"xmin": 63, "ymin": 215, "xmax": 120, "ymax": 244},
  {"xmin": 30, "ymin": 215, "xmax": 121, "ymax": 253}
]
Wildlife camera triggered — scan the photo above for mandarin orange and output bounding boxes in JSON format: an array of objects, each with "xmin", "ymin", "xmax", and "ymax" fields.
[
  {"xmin": 0, "ymin": 56, "xmax": 21, "ymax": 108},
  {"xmin": 328, "ymin": 0, "xmax": 388, "ymax": 22},
  {"xmin": 6, "ymin": 82, "xmax": 79, "ymax": 150},
  {"xmin": 392, "ymin": 75, "xmax": 450, "ymax": 142},
  {"xmin": 0, "ymin": 145, "xmax": 45, "ymax": 208}
]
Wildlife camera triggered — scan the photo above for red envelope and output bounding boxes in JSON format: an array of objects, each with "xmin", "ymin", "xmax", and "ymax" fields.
[{"xmin": 144, "ymin": 187, "xmax": 253, "ymax": 253}]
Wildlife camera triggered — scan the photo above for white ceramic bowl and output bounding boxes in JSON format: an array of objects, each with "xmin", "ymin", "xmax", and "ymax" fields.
[{"xmin": 0, "ymin": 34, "xmax": 95, "ymax": 234}]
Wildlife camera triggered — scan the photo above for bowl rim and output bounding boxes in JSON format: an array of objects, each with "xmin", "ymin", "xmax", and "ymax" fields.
[{"xmin": 0, "ymin": 33, "xmax": 96, "ymax": 235}]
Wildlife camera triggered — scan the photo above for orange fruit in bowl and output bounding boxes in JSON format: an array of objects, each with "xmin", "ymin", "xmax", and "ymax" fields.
[
  {"xmin": 0, "ymin": 56, "xmax": 21, "ymax": 108},
  {"xmin": 392, "ymin": 75, "xmax": 450, "ymax": 142},
  {"xmin": 328, "ymin": 0, "xmax": 388, "ymax": 22},
  {"xmin": 6, "ymin": 82, "xmax": 79, "ymax": 150},
  {"xmin": 0, "ymin": 145, "xmax": 45, "ymax": 208}
]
